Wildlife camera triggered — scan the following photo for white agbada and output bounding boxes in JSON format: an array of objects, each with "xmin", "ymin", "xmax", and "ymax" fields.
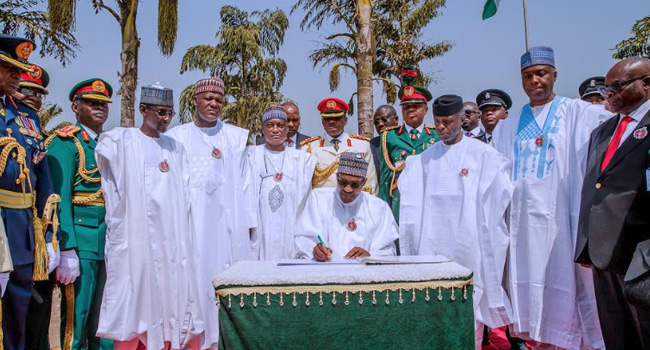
[
  {"xmin": 95, "ymin": 128, "xmax": 203, "ymax": 350},
  {"xmin": 166, "ymin": 120, "xmax": 255, "ymax": 350},
  {"xmin": 295, "ymin": 188, "xmax": 398, "ymax": 259},
  {"xmin": 492, "ymin": 96, "xmax": 609, "ymax": 350},
  {"xmin": 248, "ymin": 145, "xmax": 316, "ymax": 260},
  {"xmin": 398, "ymin": 136, "xmax": 514, "ymax": 329}
]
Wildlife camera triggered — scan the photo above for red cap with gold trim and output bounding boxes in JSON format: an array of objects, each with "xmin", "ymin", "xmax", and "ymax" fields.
[
  {"xmin": 0, "ymin": 34, "xmax": 35, "ymax": 72},
  {"xmin": 69, "ymin": 78, "xmax": 113, "ymax": 103},
  {"xmin": 20, "ymin": 64, "xmax": 49, "ymax": 94},
  {"xmin": 317, "ymin": 97, "xmax": 349, "ymax": 118}
]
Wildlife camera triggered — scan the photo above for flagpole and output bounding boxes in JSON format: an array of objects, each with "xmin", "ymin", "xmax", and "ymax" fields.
[{"xmin": 522, "ymin": 0, "xmax": 530, "ymax": 50}]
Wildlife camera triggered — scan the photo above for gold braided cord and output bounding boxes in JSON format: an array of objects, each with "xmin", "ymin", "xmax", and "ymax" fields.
[
  {"xmin": 71, "ymin": 189, "xmax": 103, "ymax": 205},
  {"xmin": 45, "ymin": 130, "xmax": 101, "ymax": 184},
  {"xmin": 312, "ymin": 161, "xmax": 339, "ymax": 186},
  {"xmin": 32, "ymin": 205, "xmax": 47, "ymax": 281},
  {"xmin": 41, "ymin": 194, "xmax": 61, "ymax": 251},
  {"xmin": 381, "ymin": 131, "xmax": 405, "ymax": 198},
  {"xmin": 216, "ymin": 278, "xmax": 473, "ymax": 297},
  {"xmin": 63, "ymin": 284, "xmax": 75, "ymax": 350}
]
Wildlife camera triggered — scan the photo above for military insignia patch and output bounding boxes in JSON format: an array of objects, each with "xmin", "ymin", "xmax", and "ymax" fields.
[
  {"xmin": 404, "ymin": 86, "xmax": 415, "ymax": 97},
  {"xmin": 326, "ymin": 99, "xmax": 336, "ymax": 110},
  {"xmin": 633, "ymin": 127, "xmax": 648, "ymax": 140},
  {"xmin": 15, "ymin": 42, "xmax": 34, "ymax": 60},
  {"xmin": 92, "ymin": 80, "xmax": 106, "ymax": 93},
  {"xmin": 28, "ymin": 66, "xmax": 42, "ymax": 79}
]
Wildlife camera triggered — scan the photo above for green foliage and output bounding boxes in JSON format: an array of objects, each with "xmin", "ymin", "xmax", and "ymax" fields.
[
  {"xmin": 178, "ymin": 5, "xmax": 288, "ymax": 137},
  {"xmin": 612, "ymin": 16, "xmax": 650, "ymax": 59},
  {"xmin": 293, "ymin": 0, "xmax": 453, "ymax": 104},
  {"xmin": 1, "ymin": 0, "xmax": 79, "ymax": 66}
]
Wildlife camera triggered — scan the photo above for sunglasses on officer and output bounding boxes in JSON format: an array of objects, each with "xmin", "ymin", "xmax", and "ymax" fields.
[
  {"xmin": 146, "ymin": 106, "xmax": 176, "ymax": 118},
  {"xmin": 337, "ymin": 176, "xmax": 365, "ymax": 189},
  {"xmin": 599, "ymin": 75, "xmax": 648, "ymax": 96},
  {"xmin": 18, "ymin": 87, "xmax": 44, "ymax": 99}
]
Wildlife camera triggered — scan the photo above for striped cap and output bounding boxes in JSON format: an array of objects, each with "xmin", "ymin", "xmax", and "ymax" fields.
[
  {"xmin": 195, "ymin": 77, "xmax": 225, "ymax": 96},
  {"xmin": 521, "ymin": 46, "xmax": 555, "ymax": 70},
  {"xmin": 262, "ymin": 105, "xmax": 287, "ymax": 123},
  {"xmin": 338, "ymin": 152, "xmax": 368, "ymax": 178}
]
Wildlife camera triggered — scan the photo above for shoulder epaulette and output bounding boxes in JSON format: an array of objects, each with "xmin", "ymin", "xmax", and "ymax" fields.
[
  {"xmin": 54, "ymin": 125, "xmax": 81, "ymax": 138},
  {"xmin": 381, "ymin": 125, "xmax": 399, "ymax": 134},
  {"xmin": 424, "ymin": 125, "xmax": 434, "ymax": 135},
  {"xmin": 300, "ymin": 135, "xmax": 321, "ymax": 146},
  {"xmin": 349, "ymin": 133, "xmax": 370, "ymax": 141}
]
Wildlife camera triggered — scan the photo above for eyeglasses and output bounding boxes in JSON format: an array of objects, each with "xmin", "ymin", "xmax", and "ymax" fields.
[
  {"xmin": 337, "ymin": 178, "xmax": 363, "ymax": 189},
  {"xmin": 18, "ymin": 88, "xmax": 44, "ymax": 99},
  {"xmin": 147, "ymin": 106, "xmax": 175, "ymax": 118},
  {"xmin": 599, "ymin": 75, "xmax": 648, "ymax": 96},
  {"xmin": 373, "ymin": 116, "xmax": 397, "ymax": 125}
]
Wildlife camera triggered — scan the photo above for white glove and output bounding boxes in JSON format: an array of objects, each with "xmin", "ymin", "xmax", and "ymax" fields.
[
  {"xmin": 0, "ymin": 272, "xmax": 9, "ymax": 297},
  {"xmin": 47, "ymin": 242, "xmax": 60, "ymax": 273},
  {"xmin": 56, "ymin": 250, "xmax": 80, "ymax": 285}
]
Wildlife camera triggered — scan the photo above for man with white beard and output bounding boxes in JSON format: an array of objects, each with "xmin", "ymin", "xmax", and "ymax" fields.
[
  {"xmin": 166, "ymin": 77, "xmax": 256, "ymax": 350},
  {"xmin": 249, "ymin": 106, "xmax": 316, "ymax": 260},
  {"xmin": 492, "ymin": 46, "xmax": 608, "ymax": 350},
  {"xmin": 399, "ymin": 94, "xmax": 514, "ymax": 350}
]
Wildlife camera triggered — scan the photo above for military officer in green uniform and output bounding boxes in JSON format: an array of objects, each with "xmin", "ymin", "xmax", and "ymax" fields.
[
  {"xmin": 379, "ymin": 66, "xmax": 439, "ymax": 222},
  {"xmin": 46, "ymin": 79, "xmax": 114, "ymax": 350}
]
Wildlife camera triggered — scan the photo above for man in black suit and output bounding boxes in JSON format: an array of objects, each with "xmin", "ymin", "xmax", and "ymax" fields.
[
  {"xmin": 575, "ymin": 57, "xmax": 650, "ymax": 350},
  {"xmin": 370, "ymin": 105, "xmax": 398, "ymax": 181},
  {"xmin": 256, "ymin": 101, "xmax": 309, "ymax": 148}
]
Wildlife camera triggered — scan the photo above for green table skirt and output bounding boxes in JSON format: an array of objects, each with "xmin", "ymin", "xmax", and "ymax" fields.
[{"xmin": 217, "ymin": 279, "xmax": 474, "ymax": 350}]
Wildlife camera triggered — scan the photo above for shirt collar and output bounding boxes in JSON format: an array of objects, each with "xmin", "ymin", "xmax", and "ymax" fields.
[
  {"xmin": 324, "ymin": 131, "xmax": 348, "ymax": 144},
  {"xmin": 470, "ymin": 126, "xmax": 482, "ymax": 136},
  {"xmin": 628, "ymin": 98, "xmax": 650, "ymax": 122},
  {"xmin": 80, "ymin": 123, "xmax": 98, "ymax": 140},
  {"xmin": 403, "ymin": 123, "xmax": 424, "ymax": 134}
]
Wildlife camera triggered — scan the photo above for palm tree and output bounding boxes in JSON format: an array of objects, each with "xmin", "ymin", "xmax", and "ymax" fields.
[
  {"xmin": 37, "ymin": 102, "xmax": 63, "ymax": 134},
  {"xmin": 612, "ymin": 15, "xmax": 650, "ymax": 59},
  {"xmin": 293, "ymin": 0, "xmax": 452, "ymax": 137},
  {"xmin": 293, "ymin": 0, "xmax": 375, "ymax": 137},
  {"xmin": 178, "ymin": 6, "xmax": 288, "ymax": 138},
  {"xmin": 47, "ymin": 0, "xmax": 179, "ymax": 127},
  {"xmin": 0, "ymin": 0, "xmax": 79, "ymax": 65}
]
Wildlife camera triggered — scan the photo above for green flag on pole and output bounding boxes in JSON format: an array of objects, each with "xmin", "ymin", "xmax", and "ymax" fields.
[{"xmin": 482, "ymin": 0, "xmax": 500, "ymax": 20}]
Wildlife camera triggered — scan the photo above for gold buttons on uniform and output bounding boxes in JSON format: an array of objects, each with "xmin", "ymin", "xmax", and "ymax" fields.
[
  {"xmin": 78, "ymin": 219, "xmax": 82, "ymax": 222},
  {"xmin": 595, "ymin": 183, "xmax": 601, "ymax": 189}
]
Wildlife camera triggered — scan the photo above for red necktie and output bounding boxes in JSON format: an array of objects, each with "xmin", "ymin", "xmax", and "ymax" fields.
[{"xmin": 601, "ymin": 116, "xmax": 633, "ymax": 171}]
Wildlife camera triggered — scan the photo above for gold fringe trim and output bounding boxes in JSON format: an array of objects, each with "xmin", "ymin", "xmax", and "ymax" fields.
[
  {"xmin": 32, "ymin": 205, "xmax": 47, "ymax": 281},
  {"xmin": 71, "ymin": 189, "xmax": 104, "ymax": 206},
  {"xmin": 63, "ymin": 283, "xmax": 75, "ymax": 350},
  {"xmin": 216, "ymin": 278, "xmax": 472, "ymax": 297},
  {"xmin": 312, "ymin": 161, "xmax": 339, "ymax": 187}
]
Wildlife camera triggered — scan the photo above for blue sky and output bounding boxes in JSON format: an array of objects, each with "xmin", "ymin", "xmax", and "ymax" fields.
[{"xmin": 34, "ymin": 0, "xmax": 649, "ymax": 136}]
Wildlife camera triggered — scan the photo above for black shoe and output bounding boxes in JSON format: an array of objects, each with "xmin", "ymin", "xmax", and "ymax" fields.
[{"xmin": 509, "ymin": 341, "xmax": 528, "ymax": 350}]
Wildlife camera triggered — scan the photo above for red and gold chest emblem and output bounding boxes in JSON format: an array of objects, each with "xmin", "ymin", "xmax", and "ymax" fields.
[
  {"xmin": 535, "ymin": 136, "xmax": 544, "ymax": 147},
  {"xmin": 159, "ymin": 159, "xmax": 170, "ymax": 173}
]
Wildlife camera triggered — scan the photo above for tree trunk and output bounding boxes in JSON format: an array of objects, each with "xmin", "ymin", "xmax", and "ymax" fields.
[
  {"xmin": 118, "ymin": 0, "xmax": 139, "ymax": 127},
  {"xmin": 355, "ymin": 0, "xmax": 374, "ymax": 138}
]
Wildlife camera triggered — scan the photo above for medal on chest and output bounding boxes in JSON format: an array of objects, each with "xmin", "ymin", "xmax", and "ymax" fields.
[
  {"xmin": 460, "ymin": 168, "xmax": 469, "ymax": 177},
  {"xmin": 634, "ymin": 126, "xmax": 648, "ymax": 140},
  {"xmin": 159, "ymin": 159, "xmax": 170, "ymax": 172},
  {"xmin": 212, "ymin": 146, "xmax": 222, "ymax": 159},
  {"xmin": 346, "ymin": 218, "xmax": 357, "ymax": 232},
  {"xmin": 274, "ymin": 172, "xmax": 283, "ymax": 182},
  {"xmin": 535, "ymin": 135, "xmax": 545, "ymax": 147}
]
